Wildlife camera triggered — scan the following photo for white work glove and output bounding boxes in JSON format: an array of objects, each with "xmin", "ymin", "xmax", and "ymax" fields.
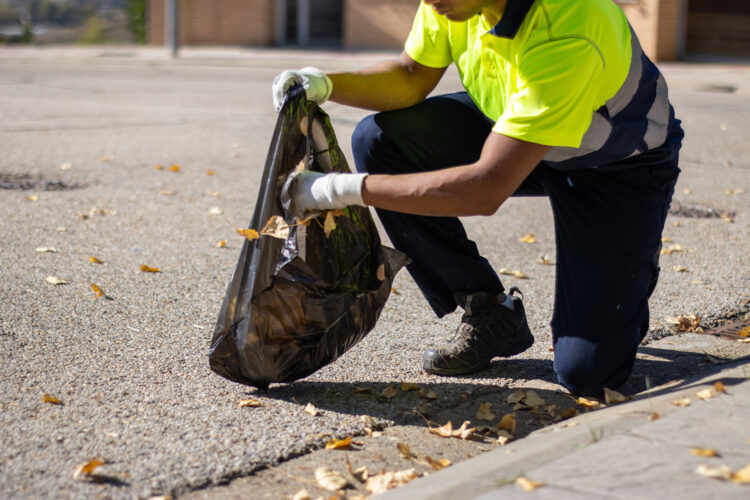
[
  {"xmin": 272, "ymin": 67, "xmax": 333, "ymax": 111},
  {"xmin": 290, "ymin": 171, "xmax": 368, "ymax": 215}
]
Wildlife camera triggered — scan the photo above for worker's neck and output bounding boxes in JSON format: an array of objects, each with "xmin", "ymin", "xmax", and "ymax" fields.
[{"xmin": 481, "ymin": 0, "xmax": 508, "ymax": 27}]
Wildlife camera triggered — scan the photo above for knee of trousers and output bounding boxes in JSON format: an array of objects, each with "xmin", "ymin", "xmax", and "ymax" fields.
[
  {"xmin": 553, "ymin": 336, "xmax": 636, "ymax": 396},
  {"xmin": 351, "ymin": 114, "xmax": 394, "ymax": 175}
]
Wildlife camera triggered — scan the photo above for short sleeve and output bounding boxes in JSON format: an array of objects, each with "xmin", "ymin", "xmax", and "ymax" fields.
[
  {"xmin": 492, "ymin": 37, "xmax": 605, "ymax": 147},
  {"xmin": 404, "ymin": 4, "xmax": 453, "ymax": 68}
]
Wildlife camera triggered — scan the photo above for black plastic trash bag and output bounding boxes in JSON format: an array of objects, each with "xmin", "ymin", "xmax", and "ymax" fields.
[{"xmin": 209, "ymin": 90, "xmax": 408, "ymax": 390}]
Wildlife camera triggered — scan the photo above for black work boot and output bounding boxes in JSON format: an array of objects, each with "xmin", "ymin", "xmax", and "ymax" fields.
[{"xmin": 422, "ymin": 287, "xmax": 534, "ymax": 376}]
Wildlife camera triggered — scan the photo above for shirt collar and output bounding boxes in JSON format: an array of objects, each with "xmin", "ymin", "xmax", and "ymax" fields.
[{"xmin": 487, "ymin": 0, "xmax": 536, "ymax": 39}]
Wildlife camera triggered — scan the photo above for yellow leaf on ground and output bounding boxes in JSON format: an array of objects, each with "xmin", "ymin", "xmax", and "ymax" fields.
[
  {"xmin": 236, "ymin": 228, "xmax": 259, "ymax": 241},
  {"xmin": 733, "ymin": 463, "xmax": 750, "ymax": 484},
  {"xmin": 303, "ymin": 402, "xmax": 319, "ymax": 416},
  {"xmin": 216, "ymin": 240, "xmax": 227, "ymax": 248},
  {"xmin": 649, "ymin": 412, "xmax": 661, "ymax": 421},
  {"xmin": 476, "ymin": 402, "xmax": 496, "ymax": 421},
  {"xmin": 499, "ymin": 268, "xmax": 530, "ymax": 279},
  {"xmin": 326, "ymin": 436, "xmax": 352, "ymax": 450},
  {"xmin": 661, "ymin": 244, "xmax": 685, "ymax": 255},
  {"xmin": 140, "ymin": 265, "xmax": 160, "ymax": 273},
  {"xmin": 380, "ymin": 384, "xmax": 398, "ymax": 399},
  {"xmin": 498, "ymin": 413, "xmax": 516, "ymax": 434},
  {"xmin": 496, "ymin": 430, "xmax": 513, "ymax": 445},
  {"xmin": 42, "ymin": 393, "xmax": 63, "ymax": 405},
  {"xmin": 90, "ymin": 256, "xmax": 103, "ymax": 264},
  {"xmin": 396, "ymin": 442, "xmax": 413, "ymax": 459},
  {"xmin": 36, "ymin": 247, "xmax": 57, "ymax": 253},
  {"xmin": 676, "ymin": 314, "xmax": 701, "ymax": 332},
  {"xmin": 673, "ymin": 265, "xmax": 689, "ymax": 272},
  {"xmin": 314, "ymin": 466, "xmax": 348, "ymax": 491},
  {"xmin": 238, "ymin": 399, "xmax": 261, "ymax": 407},
  {"xmin": 400, "ymin": 382, "xmax": 419, "ymax": 392},
  {"xmin": 560, "ymin": 407, "xmax": 577, "ymax": 419},
  {"xmin": 522, "ymin": 391, "xmax": 546, "ymax": 408},
  {"xmin": 737, "ymin": 326, "xmax": 750, "ymax": 338},
  {"xmin": 169, "ymin": 165, "xmax": 180, "ymax": 172},
  {"xmin": 453, "ymin": 420, "xmax": 475, "ymax": 440},
  {"xmin": 60, "ymin": 162, "xmax": 72, "ymax": 170},
  {"xmin": 692, "ymin": 448, "xmax": 720, "ymax": 457},
  {"xmin": 520, "ymin": 233, "xmax": 536, "ymax": 244},
  {"xmin": 208, "ymin": 206, "xmax": 223, "ymax": 215},
  {"xmin": 154, "ymin": 164, "xmax": 164, "ymax": 170},
  {"xmin": 261, "ymin": 215, "xmax": 290, "ymax": 240},
  {"xmin": 538, "ymin": 254, "xmax": 552, "ymax": 265},
  {"xmin": 604, "ymin": 387, "xmax": 630, "ymax": 404},
  {"xmin": 696, "ymin": 389, "xmax": 714, "ymax": 400},
  {"xmin": 506, "ymin": 390, "xmax": 526, "ymax": 404},
  {"xmin": 695, "ymin": 464, "xmax": 733, "ymax": 481},
  {"xmin": 428, "ymin": 421, "xmax": 453, "ymax": 438},
  {"xmin": 672, "ymin": 397, "xmax": 691, "ymax": 407},
  {"xmin": 205, "ymin": 170, "xmax": 216, "ymax": 176},
  {"xmin": 426, "ymin": 456, "xmax": 452, "ymax": 470},
  {"xmin": 45, "ymin": 276, "xmax": 68, "ymax": 285},
  {"xmin": 576, "ymin": 397, "xmax": 602, "ymax": 410},
  {"xmin": 516, "ymin": 477, "xmax": 544, "ymax": 491},
  {"xmin": 73, "ymin": 459, "xmax": 105, "ymax": 480},
  {"xmin": 25, "ymin": 194, "xmax": 38, "ymax": 201},
  {"xmin": 91, "ymin": 284, "xmax": 105, "ymax": 298},
  {"xmin": 159, "ymin": 189, "xmax": 175, "ymax": 196},
  {"xmin": 714, "ymin": 381, "xmax": 727, "ymax": 393}
]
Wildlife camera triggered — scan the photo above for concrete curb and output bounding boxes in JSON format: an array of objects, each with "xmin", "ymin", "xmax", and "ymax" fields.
[{"xmin": 380, "ymin": 357, "xmax": 750, "ymax": 499}]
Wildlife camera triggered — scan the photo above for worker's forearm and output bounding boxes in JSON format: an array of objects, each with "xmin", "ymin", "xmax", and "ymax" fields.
[{"xmin": 328, "ymin": 60, "xmax": 431, "ymax": 111}]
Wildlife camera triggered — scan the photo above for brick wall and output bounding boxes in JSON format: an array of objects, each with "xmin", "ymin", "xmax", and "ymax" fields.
[
  {"xmin": 148, "ymin": 0, "xmax": 275, "ymax": 46},
  {"xmin": 342, "ymin": 0, "xmax": 419, "ymax": 50}
]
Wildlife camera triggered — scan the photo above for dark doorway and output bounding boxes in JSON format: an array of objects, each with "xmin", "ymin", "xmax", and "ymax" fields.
[{"xmin": 284, "ymin": 0, "xmax": 343, "ymax": 47}]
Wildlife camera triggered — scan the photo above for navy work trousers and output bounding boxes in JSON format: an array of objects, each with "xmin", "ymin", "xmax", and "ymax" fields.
[{"xmin": 351, "ymin": 92, "xmax": 681, "ymax": 395}]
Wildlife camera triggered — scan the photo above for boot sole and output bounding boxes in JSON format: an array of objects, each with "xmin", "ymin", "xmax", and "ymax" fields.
[{"xmin": 423, "ymin": 333, "xmax": 534, "ymax": 376}]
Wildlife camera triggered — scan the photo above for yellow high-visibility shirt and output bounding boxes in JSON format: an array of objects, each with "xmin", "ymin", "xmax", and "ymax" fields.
[{"xmin": 405, "ymin": 0, "xmax": 632, "ymax": 148}]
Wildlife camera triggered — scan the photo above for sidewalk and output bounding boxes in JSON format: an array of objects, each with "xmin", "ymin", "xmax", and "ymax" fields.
[{"xmin": 382, "ymin": 357, "xmax": 750, "ymax": 499}]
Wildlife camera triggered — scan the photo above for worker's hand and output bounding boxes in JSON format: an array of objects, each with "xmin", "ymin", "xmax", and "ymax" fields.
[
  {"xmin": 289, "ymin": 170, "xmax": 368, "ymax": 216},
  {"xmin": 272, "ymin": 67, "xmax": 333, "ymax": 111}
]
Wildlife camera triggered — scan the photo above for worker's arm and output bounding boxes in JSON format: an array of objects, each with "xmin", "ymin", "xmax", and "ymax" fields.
[
  {"xmin": 291, "ymin": 132, "xmax": 551, "ymax": 218},
  {"xmin": 327, "ymin": 51, "xmax": 447, "ymax": 111}
]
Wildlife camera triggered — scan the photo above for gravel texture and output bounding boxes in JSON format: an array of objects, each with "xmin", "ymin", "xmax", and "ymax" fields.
[{"xmin": 0, "ymin": 48, "xmax": 748, "ymax": 499}]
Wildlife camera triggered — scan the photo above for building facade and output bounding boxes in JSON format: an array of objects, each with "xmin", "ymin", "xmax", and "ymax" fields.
[{"xmin": 147, "ymin": 0, "xmax": 750, "ymax": 60}]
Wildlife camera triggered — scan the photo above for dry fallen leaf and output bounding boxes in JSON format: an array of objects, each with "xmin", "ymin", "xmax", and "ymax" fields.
[
  {"xmin": 499, "ymin": 268, "xmax": 529, "ymax": 279},
  {"xmin": 208, "ymin": 206, "xmax": 223, "ymax": 215},
  {"xmin": 324, "ymin": 211, "xmax": 337, "ymax": 238},
  {"xmin": 453, "ymin": 420, "xmax": 475, "ymax": 440},
  {"xmin": 90, "ymin": 256, "xmax": 103, "ymax": 264},
  {"xmin": 516, "ymin": 476, "xmax": 544, "ymax": 492},
  {"xmin": 326, "ymin": 436, "xmax": 353, "ymax": 450},
  {"xmin": 476, "ymin": 402, "xmax": 496, "ymax": 421},
  {"xmin": 42, "ymin": 393, "xmax": 62, "ymax": 405},
  {"xmin": 261, "ymin": 215, "xmax": 290, "ymax": 240},
  {"xmin": 498, "ymin": 413, "xmax": 516, "ymax": 434},
  {"xmin": 428, "ymin": 421, "xmax": 453, "ymax": 438},
  {"xmin": 205, "ymin": 170, "xmax": 216, "ymax": 176},
  {"xmin": 36, "ymin": 247, "xmax": 57, "ymax": 253},
  {"xmin": 695, "ymin": 463, "xmax": 733, "ymax": 481},
  {"xmin": 303, "ymin": 402, "xmax": 319, "ymax": 417},
  {"xmin": 315, "ymin": 466, "xmax": 348, "ymax": 491},
  {"xmin": 45, "ymin": 276, "xmax": 68, "ymax": 285},
  {"xmin": 676, "ymin": 314, "xmax": 701, "ymax": 332},
  {"xmin": 419, "ymin": 389, "xmax": 438, "ymax": 400},
  {"xmin": 673, "ymin": 265, "xmax": 689, "ymax": 272},
  {"xmin": 714, "ymin": 381, "xmax": 727, "ymax": 394},
  {"xmin": 346, "ymin": 456, "xmax": 369, "ymax": 482},
  {"xmin": 291, "ymin": 489, "xmax": 311, "ymax": 500},
  {"xmin": 672, "ymin": 397, "xmax": 691, "ymax": 407},
  {"xmin": 696, "ymin": 389, "xmax": 714, "ymax": 400},
  {"xmin": 520, "ymin": 233, "xmax": 536, "ymax": 244},
  {"xmin": 380, "ymin": 384, "xmax": 398, "ymax": 399},
  {"xmin": 737, "ymin": 326, "xmax": 750, "ymax": 338},
  {"xmin": 522, "ymin": 391, "xmax": 546, "ymax": 408},
  {"xmin": 140, "ymin": 265, "xmax": 160, "ymax": 273},
  {"xmin": 576, "ymin": 397, "xmax": 602, "ymax": 410},
  {"xmin": 560, "ymin": 407, "xmax": 577, "ymax": 419},
  {"xmin": 73, "ymin": 459, "xmax": 105, "ymax": 481},
  {"xmin": 236, "ymin": 228, "xmax": 260, "ymax": 241},
  {"xmin": 506, "ymin": 390, "xmax": 526, "ymax": 404},
  {"xmin": 91, "ymin": 284, "xmax": 105, "ymax": 298},
  {"xmin": 538, "ymin": 254, "xmax": 552, "ymax": 265},
  {"xmin": 661, "ymin": 244, "xmax": 685, "ymax": 255},
  {"xmin": 400, "ymin": 382, "xmax": 419, "ymax": 392},
  {"xmin": 238, "ymin": 399, "xmax": 261, "ymax": 408},
  {"xmin": 365, "ymin": 469, "xmax": 417, "ymax": 494},
  {"xmin": 396, "ymin": 442, "xmax": 413, "ymax": 459},
  {"xmin": 496, "ymin": 430, "xmax": 513, "ymax": 445},
  {"xmin": 169, "ymin": 165, "xmax": 180, "ymax": 172},
  {"xmin": 423, "ymin": 456, "xmax": 451, "ymax": 471},
  {"xmin": 154, "ymin": 164, "xmax": 164, "ymax": 170},
  {"xmin": 216, "ymin": 240, "xmax": 227, "ymax": 248},
  {"xmin": 733, "ymin": 463, "xmax": 750, "ymax": 484},
  {"xmin": 649, "ymin": 412, "xmax": 660, "ymax": 421},
  {"xmin": 159, "ymin": 189, "xmax": 175, "ymax": 196},
  {"xmin": 692, "ymin": 448, "xmax": 720, "ymax": 458},
  {"xmin": 60, "ymin": 162, "xmax": 72, "ymax": 170},
  {"xmin": 25, "ymin": 194, "xmax": 39, "ymax": 201},
  {"xmin": 603, "ymin": 388, "xmax": 630, "ymax": 404}
]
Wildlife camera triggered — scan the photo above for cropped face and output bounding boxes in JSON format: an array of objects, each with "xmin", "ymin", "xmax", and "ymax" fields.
[{"xmin": 421, "ymin": 0, "xmax": 495, "ymax": 22}]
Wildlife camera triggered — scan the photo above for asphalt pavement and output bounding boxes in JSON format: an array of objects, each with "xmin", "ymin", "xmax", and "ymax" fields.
[{"xmin": 0, "ymin": 46, "xmax": 748, "ymax": 499}]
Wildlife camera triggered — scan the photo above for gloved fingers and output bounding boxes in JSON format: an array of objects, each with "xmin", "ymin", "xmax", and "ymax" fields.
[{"xmin": 272, "ymin": 70, "xmax": 306, "ymax": 111}]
